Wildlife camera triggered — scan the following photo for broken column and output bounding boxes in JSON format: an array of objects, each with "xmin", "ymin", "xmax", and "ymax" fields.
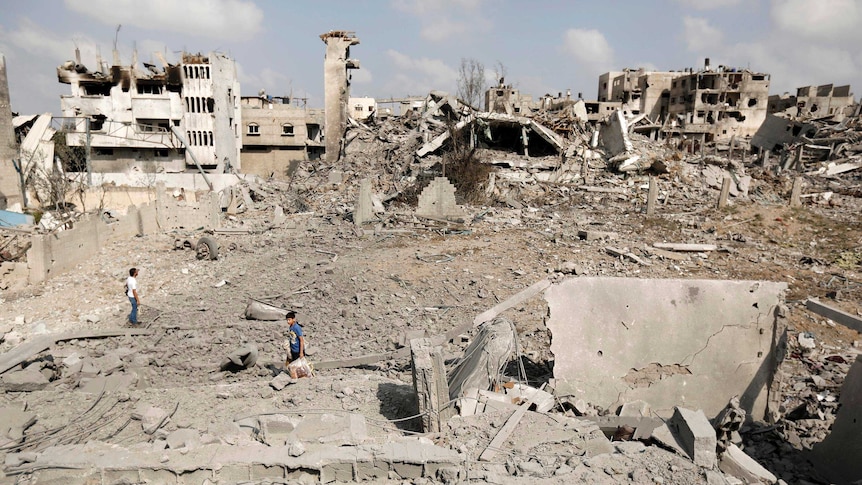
[
  {"xmin": 320, "ymin": 31, "xmax": 360, "ymax": 164},
  {"xmin": 410, "ymin": 338, "xmax": 452, "ymax": 432},
  {"xmin": 0, "ymin": 54, "xmax": 22, "ymax": 210},
  {"xmin": 355, "ymin": 178, "xmax": 373, "ymax": 226}
]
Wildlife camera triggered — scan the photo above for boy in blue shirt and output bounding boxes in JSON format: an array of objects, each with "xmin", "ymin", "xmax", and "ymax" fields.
[{"xmin": 283, "ymin": 311, "xmax": 305, "ymax": 365}]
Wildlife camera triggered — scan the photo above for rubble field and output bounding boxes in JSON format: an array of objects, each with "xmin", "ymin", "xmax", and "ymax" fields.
[{"xmin": 1, "ymin": 108, "xmax": 862, "ymax": 484}]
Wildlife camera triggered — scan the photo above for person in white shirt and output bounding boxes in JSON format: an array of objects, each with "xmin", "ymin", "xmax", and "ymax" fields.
[{"xmin": 126, "ymin": 268, "xmax": 140, "ymax": 324}]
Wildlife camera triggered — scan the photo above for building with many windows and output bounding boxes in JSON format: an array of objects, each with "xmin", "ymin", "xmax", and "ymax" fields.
[
  {"xmin": 57, "ymin": 50, "xmax": 241, "ymax": 174},
  {"xmin": 240, "ymin": 93, "xmax": 324, "ymax": 178}
]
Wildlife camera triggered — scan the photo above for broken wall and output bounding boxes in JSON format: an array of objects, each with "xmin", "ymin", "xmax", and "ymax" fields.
[{"xmin": 545, "ymin": 277, "xmax": 787, "ymax": 419}]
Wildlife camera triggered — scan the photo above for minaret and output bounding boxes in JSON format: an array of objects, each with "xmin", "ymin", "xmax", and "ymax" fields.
[
  {"xmin": 0, "ymin": 53, "xmax": 23, "ymax": 209},
  {"xmin": 319, "ymin": 31, "xmax": 360, "ymax": 164}
]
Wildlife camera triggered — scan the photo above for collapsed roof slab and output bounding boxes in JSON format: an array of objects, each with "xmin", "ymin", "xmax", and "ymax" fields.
[{"xmin": 545, "ymin": 277, "xmax": 787, "ymax": 420}]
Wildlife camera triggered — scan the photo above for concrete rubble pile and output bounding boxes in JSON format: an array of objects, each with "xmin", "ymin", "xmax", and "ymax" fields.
[{"xmin": 2, "ymin": 79, "xmax": 862, "ymax": 483}]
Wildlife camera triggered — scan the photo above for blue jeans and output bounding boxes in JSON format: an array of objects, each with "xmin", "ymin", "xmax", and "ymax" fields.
[{"xmin": 128, "ymin": 297, "xmax": 138, "ymax": 324}]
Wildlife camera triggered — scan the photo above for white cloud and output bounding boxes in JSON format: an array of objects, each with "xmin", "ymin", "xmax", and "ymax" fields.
[
  {"xmin": 391, "ymin": 0, "xmax": 489, "ymax": 42},
  {"xmin": 350, "ymin": 66, "xmax": 373, "ymax": 85},
  {"xmin": 392, "ymin": 0, "xmax": 484, "ymax": 16},
  {"xmin": 64, "ymin": 0, "xmax": 264, "ymax": 41},
  {"xmin": 672, "ymin": 5, "xmax": 862, "ymax": 96},
  {"xmin": 771, "ymin": 0, "xmax": 861, "ymax": 42},
  {"xmin": 561, "ymin": 28, "xmax": 614, "ymax": 74},
  {"xmin": 0, "ymin": 18, "xmax": 96, "ymax": 64},
  {"xmin": 384, "ymin": 49, "xmax": 458, "ymax": 95},
  {"xmin": 675, "ymin": 0, "xmax": 742, "ymax": 9},
  {"xmin": 682, "ymin": 16, "xmax": 724, "ymax": 52}
]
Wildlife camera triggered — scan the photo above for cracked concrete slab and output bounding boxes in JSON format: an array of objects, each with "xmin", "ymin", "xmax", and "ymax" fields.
[{"xmin": 546, "ymin": 277, "xmax": 787, "ymax": 419}]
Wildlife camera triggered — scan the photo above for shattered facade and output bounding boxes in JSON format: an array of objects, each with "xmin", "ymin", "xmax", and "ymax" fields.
[
  {"xmin": 240, "ymin": 94, "xmax": 324, "ymax": 178},
  {"xmin": 768, "ymin": 84, "xmax": 856, "ymax": 119},
  {"xmin": 320, "ymin": 31, "xmax": 360, "ymax": 164},
  {"xmin": 57, "ymin": 51, "xmax": 242, "ymax": 174},
  {"xmin": 666, "ymin": 63, "xmax": 770, "ymax": 142}
]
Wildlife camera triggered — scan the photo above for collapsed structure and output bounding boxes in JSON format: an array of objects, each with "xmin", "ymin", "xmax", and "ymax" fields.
[{"xmin": 0, "ymin": 28, "xmax": 861, "ymax": 485}]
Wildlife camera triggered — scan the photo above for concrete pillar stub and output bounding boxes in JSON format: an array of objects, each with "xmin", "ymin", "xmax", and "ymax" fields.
[
  {"xmin": 646, "ymin": 176, "xmax": 657, "ymax": 216},
  {"xmin": 718, "ymin": 177, "xmax": 731, "ymax": 209},
  {"xmin": 355, "ymin": 178, "xmax": 372, "ymax": 226},
  {"xmin": 790, "ymin": 177, "xmax": 803, "ymax": 207}
]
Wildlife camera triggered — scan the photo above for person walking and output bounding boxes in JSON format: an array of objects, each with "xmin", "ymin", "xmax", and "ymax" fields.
[
  {"xmin": 283, "ymin": 311, "xmax": 305, "ymax": 364},
  {"xmin": 126, "ymin": 267, "xmax": 140, "ymax": 325}
]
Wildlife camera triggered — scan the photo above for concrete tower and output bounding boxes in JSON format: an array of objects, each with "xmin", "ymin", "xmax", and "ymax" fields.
[
  {"xmin": 320, "ymin": 31, "xmax": 360, "ymax": 164},
  {"xmin": 0, "ymin": 54, "xmax": 22, "ymax": 209}
]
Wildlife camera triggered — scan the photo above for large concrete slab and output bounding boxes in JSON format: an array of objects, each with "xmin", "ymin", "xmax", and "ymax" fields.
[
  {"xmin": 546, "ymin": 277, "xmax": 787, "ymax": 419},
  {"xmin": 810, "ymin": 355, "xmax": 862, "ymax": 484}
]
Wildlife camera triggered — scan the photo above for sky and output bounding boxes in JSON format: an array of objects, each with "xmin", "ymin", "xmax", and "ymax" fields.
[{"xmin": 1, "ymin": 0, "xmax": 861, "ymax": 115}]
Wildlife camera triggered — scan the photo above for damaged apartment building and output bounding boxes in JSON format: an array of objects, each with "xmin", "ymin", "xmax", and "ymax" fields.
[
  {"xmin": 240, "ymin": 92, "xmax": 324, "ymax": 179},
  {"xmin": 57, "ymin": 50, "xmax": 242, "ymax": 175},
  {"xmin": 598, "ymin": 58, "xmax": 770, "ymax": 143}
]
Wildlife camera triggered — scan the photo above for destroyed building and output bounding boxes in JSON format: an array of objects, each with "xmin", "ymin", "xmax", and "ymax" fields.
[
  {"xmin": 598, "ymin": 59, "xmax": 770, "ymax": 143},
  {"xmin": 768, "ymin": 84, "xmax": 856, "ymax": 119},
  {"xmin": 240, "ymin": 93, "xmax": 324, "ymax": 179},
  {"xmin": 57, "ymin": 50, "xmax": 242, "ymax": 175},
  {"xmin": 666, "ymin": 60, "xmax": 770, "ymax": 142},
  {"xmin": 348, "ymin": 96, "xmax": 377, "ymax": 121}
]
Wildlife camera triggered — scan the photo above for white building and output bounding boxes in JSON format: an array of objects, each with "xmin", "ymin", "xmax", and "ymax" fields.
[{"xmin": 57, "ymin": 51, "xmax": 241, "ymax": 174}]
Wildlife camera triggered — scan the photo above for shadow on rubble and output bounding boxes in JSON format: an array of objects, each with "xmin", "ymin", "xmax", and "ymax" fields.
[
  {"xmin": 376, "ymin": 382, "xmax": 422, "ymax": 433},
  {"xmin": 502, "ymin": 355, "xmax": 554, "ymax": 388}
]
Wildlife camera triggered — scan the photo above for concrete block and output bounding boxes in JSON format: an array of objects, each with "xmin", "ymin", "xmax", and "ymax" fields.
[
  {"xmin": 0, "ymin": 367, "xmax": 49, "ymax": 391},
  {"xmin": 166, "ymin": 428, "xmax": 201, "ymax": 451},
  {"xmin": 392, "ymin": 462, "xmax": 423, "ymax": 480},
  {"xmin": 580, "ymin": 436, "xmax": 615, "ymax": 457},
  {"xmin": 259, "ymin": 415, "xmax": 299, "ymax": 446},
  {"xmin": 269, "ymin": 372, "xmax": 294, "ymax": 391},
  {"xmin": 132, "ymin": 405, "xmax": 169, "ymax": 434},
  {"xmin": 250, "ymin": 463, "xmax": 285, "ymax": 480},
  {"xmin": 32, "ymin": 468, "xmax": 100, "ymax": 484},
  {"xmin": 102, "ymin": 469, "xmax": 140, "ymax": 484},
  {"xmin": 78, "ymin": 373, "xmax": 137, "ymax": 394},
  {"xmin": 619, "ymin": 400, "xmax": 651, "ymax": 418},
  {"xmin": 355, "ymin": 460, "xmax": 389, "ymax": 480},
  {"xmin": 178, "ymin": 469, "xmax": 213, "ymax": 485},
  {"xmin": 139, "ymin": 468, "xmax": 178, "ymax": 484},
  {"xmin": 215, "ymin": 464, "xmax": 250, "ymax": 482},
  {"xmin": 320, "ymin": 462, "xmax": 354, "ymax": 483},
  {"xmin": 719, "ymin": 444, "xmax": 776, "ymax": 484},
  {"xmin": 669, "ymin": 407, "xmax": 717, "ymax": 468}
]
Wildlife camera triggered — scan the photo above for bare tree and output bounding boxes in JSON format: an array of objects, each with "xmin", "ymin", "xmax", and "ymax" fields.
[
  {"xmin": 493, "ymin": 60, "xmax": 508, "ymax": 86},
  {"xmin": 456, "ymin": 58, "xmax": 485, "ymax": 110}
]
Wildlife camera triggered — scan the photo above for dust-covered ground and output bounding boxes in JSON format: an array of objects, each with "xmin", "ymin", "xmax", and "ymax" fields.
[{"xmin": 1, "ymin": 162, "xmax": 861, "ymax": 483}]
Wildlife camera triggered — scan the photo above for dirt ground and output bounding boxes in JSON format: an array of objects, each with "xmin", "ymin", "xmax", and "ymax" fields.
[{"xmin": 1, "ymin": 165, "xmax": 861, "ymax": 483}]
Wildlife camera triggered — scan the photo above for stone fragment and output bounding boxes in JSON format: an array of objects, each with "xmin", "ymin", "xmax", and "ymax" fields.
[
  {"xmin": 668, "ymin": 407, "xmax": 717, "ymax": 468},
  {"xmin": 619, "ymin": 400, "xmax": 651, "ymax": 417},
  {"xmin": 166, "ymin": 428, "xmax": 200, "ymax": 451},
  {"xmin": 719, "ymin": 444, "xmax": 777, "ymax": 484},
  {"xmin": 132, "ymin": 405, "xmax": 169, "ymax": 434},
  {"xmin": 269, "ymin": 373, "xmax": 294, "ymax": 391},
  {"xmin": 0, "ymin": 367, "xmax": 50, "ymax": 391}
]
